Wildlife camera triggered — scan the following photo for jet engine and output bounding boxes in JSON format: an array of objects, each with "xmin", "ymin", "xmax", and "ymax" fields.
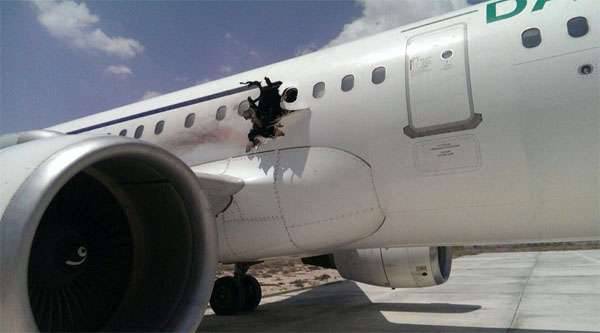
[
  {"xmin": 304, "ymin": 247, "xmax": 452, "ymax": 288},
  {"xmin": 0, "ymin": 135, "xmax": 217, "ymax": 332}
]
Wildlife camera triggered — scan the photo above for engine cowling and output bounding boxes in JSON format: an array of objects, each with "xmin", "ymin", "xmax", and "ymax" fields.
[
  {"xmin": 0, "ymin": 135, "xmax": 217, "ymax": 332},
  {"xmin": 330, "ymin": 247, "xmax": 452, "ymax": 288}
]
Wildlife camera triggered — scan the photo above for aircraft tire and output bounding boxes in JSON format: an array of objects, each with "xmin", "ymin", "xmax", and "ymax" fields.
[
  {"xmin": 210, "ymin": 276, "xmax": 244, "ymax": 315},
  {"xmin": 241, "ymin": 275, "xmax": 262, "ymax": 312}
]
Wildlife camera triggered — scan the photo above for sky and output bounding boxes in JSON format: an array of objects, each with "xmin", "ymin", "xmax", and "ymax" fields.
[{"xmin": 0, "ymin": 0, "xmax": 485, "ymax": 134}]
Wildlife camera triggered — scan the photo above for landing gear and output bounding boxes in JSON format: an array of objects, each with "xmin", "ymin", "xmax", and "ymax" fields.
[
  {"xmin": 210, "ymin": 263, "xmax": 262, "ymax": 315},
  {"xmin": 210, "ymin": 276, "xmax": 243, "ymax": 316},
  {"xmin": 240, "ymin": 274, "xmax": 262, "ymax": 312}
]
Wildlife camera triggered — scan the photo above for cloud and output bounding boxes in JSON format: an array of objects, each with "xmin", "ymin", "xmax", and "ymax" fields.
[
  {"xmin": 105, "ymin": 65, "xmax": 132, "ymax": 77},
  {"xmin": 326, "ymin": 0, "xmax": 470, "ymax": 47},
  {"xmin": 141, "ymin": 90, "xmax": 162, "ymax": 100},
  {"xmin": 220, "ymin": 32, "xmax": 265, "ymax": 72},
  {"xmin": 32, "ymin": 0, "xmax": 144, "ymax": 58}
]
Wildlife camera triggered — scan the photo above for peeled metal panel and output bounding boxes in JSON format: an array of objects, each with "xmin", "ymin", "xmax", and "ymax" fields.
[{"xmin": 404, "ymin": 24, "xmax": 481, "ymax": 138}]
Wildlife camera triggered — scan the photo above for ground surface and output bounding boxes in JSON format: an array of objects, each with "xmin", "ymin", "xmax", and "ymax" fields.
[
  {"xmin": 215, "ymin": 242, "xmax": 600, "ymax": 297},
  {"xmin": 200, "ymin": 250, "xmax": 600, "ymax": 333},
  {"xmin": 216, "ymin": 258, "xmax": 343, "ymax": 296}
]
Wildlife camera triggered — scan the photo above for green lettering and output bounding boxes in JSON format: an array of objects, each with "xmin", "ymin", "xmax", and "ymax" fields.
[
  {"xmin": 532, "ymin": 0, "xmax": 551, "ymax": 11},
  {"xmin": 487, "ymin": 0, "xmax": 528, "ymax": 24}
]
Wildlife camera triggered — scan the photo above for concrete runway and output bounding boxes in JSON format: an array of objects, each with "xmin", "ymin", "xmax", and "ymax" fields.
[{"xmin": 198, "ymin": 250, "xmax": 600, "ymax": 332}]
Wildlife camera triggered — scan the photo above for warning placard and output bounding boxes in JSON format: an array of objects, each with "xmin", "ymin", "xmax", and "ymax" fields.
[{"xmin": 414, "ymin": 134, "xmax": 481, "ymax": 175}]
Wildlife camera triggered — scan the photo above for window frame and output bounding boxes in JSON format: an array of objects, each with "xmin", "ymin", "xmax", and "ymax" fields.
[
  {"xmin": 238, "ymin": 100, "xmax": 250, "ymax": 116},
  {"xmin": 371, "ymin": 67, "xmax": 386, "ymax": 85},
  {"xmin": 216, "ymin": 106, "xmax": 227, "ymax": 121},
  {"xmin": 134, "ymin": 125, "xmax": 144, "ymax": 139},
  {"xmin": 567, "ymin": 16, "xmax": 589, "ymax": 38},
  {"xmin": 154, "ymin": 120, "xmax": 165, "ymax": 135},
  {"xmin": 184, "ymin": 113, "xmax": 196, "ymax": 128},
  {"xmin": 341, "ymin": 74, "xmax": 355, "ymax": 92},
  {"xmin": 119, "ymin": 129, "xmax": 128, "ymax": 137},
  {"xmin": 282, "ymin": 87, "xmax": 298, "ymax": 103},
  {"xmin": 521, "ymin": 27, "xmax": 542, "ymax": 49},
  {"xmin": 313, "ymin": 82, "xmax": 326, "ymax": 99}
]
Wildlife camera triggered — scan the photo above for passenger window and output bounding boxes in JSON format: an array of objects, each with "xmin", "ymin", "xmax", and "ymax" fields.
[
  {"xmin": 522, "ymin": 28, "xmax": 542, "ymax": 48},
  {"xmin": 283, "ymin": 87, "xmax": 298, "ymax": 103},
  {"xmin": 568, "ymin": 17, "xmax": 589, "ymax": 38},
  {"xmin": 313, "ymin": 82, "xmax": 325, "ymax": 99},
  {"xmin": 372, "ymin": 67, "xmax": 386, "ymax": 85},
  {"xmin": 184, "ymin": 113, "xmax": 195, "ymax": 128},
  {"xmin": 134, "ymin": 125, "xmax": 144, "ymax": 139},
  {"xmin": 238, "ymin": 100, "xmax": 250, "ymax": 116},
  {"xmin": 216, "ymin": 106, "xmax": 227, "ymax": 121},
  {"xmin": 154, "ymin": 120, "xmax": 165, "ymax": 135},
  {"xmin": 119, "ymin": 129, "xmax": 127, "ymax": 136},
  {"xmin": 341, "ymin": 75, "xmax": 354, "ymax": 92}
]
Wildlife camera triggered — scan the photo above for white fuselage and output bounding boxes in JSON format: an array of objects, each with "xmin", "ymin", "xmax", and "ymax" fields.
[{"xmin": 49, "ymin": 1, "xmax": 600, "ymax": 262}]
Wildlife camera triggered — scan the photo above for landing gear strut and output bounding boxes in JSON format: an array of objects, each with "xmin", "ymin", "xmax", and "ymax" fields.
[{"xmin": 210, "ymin": 263, "xmax": 262, "ymax": 315}]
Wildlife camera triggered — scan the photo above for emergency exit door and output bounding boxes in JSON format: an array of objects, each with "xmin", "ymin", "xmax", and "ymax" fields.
[{"xmin": 404, "ymin": 24, "xmax": 481, "ymax": 138}]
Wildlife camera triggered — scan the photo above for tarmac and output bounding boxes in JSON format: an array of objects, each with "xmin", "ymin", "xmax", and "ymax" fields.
[{"xmin": 198, "ymin": 250, "xmax": 600, "ymax": 332}]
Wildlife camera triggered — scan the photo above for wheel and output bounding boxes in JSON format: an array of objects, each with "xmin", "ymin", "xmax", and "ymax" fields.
[
  {"xmin": 210, "ymin": 276, "xmax": 243, "ymax": 315},
  {"xmin": 241, "ymin": 275, "xmax": 262, "ymax": 312}
]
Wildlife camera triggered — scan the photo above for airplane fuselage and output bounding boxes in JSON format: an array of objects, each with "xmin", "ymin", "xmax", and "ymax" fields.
[{"xmin": 49, "ymin": 0, "xmax": 600, "ymax": 262}]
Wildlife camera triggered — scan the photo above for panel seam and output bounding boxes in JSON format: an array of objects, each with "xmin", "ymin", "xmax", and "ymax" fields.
[{"xmin": 272, "ymin": 149, "xmax": 303, "ymax": 250}]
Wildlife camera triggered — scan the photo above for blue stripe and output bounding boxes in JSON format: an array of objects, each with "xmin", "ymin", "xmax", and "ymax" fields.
[{"xmin": 67, "ymin": 85, "xmax": 257, "ymax": 134}]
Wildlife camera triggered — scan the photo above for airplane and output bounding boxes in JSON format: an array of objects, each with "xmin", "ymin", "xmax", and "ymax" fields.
[{"xmin": 1, "ymin": 0, "xmax": 598, "ymax": 331}]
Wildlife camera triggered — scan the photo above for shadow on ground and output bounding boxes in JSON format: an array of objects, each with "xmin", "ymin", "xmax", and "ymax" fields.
[{"xmin": 197, "ymin": 280, "xmax": 596, "ymax": 333}]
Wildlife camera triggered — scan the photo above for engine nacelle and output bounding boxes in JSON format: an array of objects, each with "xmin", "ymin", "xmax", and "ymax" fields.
[
  {"xmin": 332, "ymin": 247, "xmax": 452, "ymax": 288},
  {"xmin": 0, "ymin": 135, "xmax": 217, "ymax": 332}
]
